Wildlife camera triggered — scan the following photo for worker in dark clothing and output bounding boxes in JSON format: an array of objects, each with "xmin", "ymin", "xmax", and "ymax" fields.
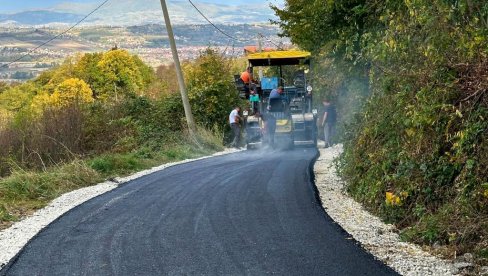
[
  {"xmin": 321, "ymin": 99, "xmax": 337, "ymax": 148},
  {"xmin": 255, "ymin": 110, "xmax": 276, "ymax": 148}
]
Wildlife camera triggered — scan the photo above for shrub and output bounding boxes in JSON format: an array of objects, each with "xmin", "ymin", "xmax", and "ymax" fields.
[{"xmin": 184, "ymin": 48, "xmax": 243, "ymax": 131}]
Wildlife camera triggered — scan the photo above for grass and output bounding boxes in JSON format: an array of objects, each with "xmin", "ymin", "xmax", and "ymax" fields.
[
  {"xmin": 0, "ymin": 137, "xmax": 223, "ymax": 230},
  {"xmin": 0, "ymin": 160, "xmax": 102, "ymax": 227}
]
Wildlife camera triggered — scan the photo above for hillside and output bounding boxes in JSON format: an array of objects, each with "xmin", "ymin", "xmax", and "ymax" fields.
[
  {"xmin": 0, "ymin": 11, "xmax": 85, "ymax": 25},
  {"xmin": 0, "ymin": 1, "xmax": 277, "ymax": 26},
  {"xmin": 0, "ymin": 23, "xmax": 287, "ymax": 82}
]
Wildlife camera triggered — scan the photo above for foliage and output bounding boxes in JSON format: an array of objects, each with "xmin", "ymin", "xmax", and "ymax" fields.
[
  {"xmin": 80, "ymin": 100, "xmax": 137, "ymax": 154},
  {"xmin": 0, "ymin": 82, "xmax": 38, "ymax": 113},
  {"xmin": 51, "ymin": 78, "xmax": 94, "ymax": 107},
  {"xmin": 124, "ymin": 93, "xmax": 186, "ymax": 150},
  {"xmin": 184, "ymin": 48, "xmax": 242, "ymax": 130},
  {"xmin": 96, "ymin": 49, "xmax": 151, "ymax": 101},
  {"xmin": 73, "ymin": 52, "xmax": 104, "ymax": 97},
  {"xmin": 275, "ymin": 0, "xmax": 488, "ymax": 260},
  {"xmin": 151, "ymin": 63, "xmax": 179, "ymax": 97},
  {"xmin": 0, "ymin": 82, "xmax": 9, "ymax": 93},
  {"xmin": 272, "ymin": 0, "xmax": 382, "ymax": 60},
  {"xmin": 0, "ymin": 48, "xmax": 228, "ymax": 177}
]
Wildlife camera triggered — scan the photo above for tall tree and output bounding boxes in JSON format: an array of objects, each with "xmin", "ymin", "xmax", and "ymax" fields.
[{"xmin": 184, "ymin": 48, "xmax": 241, "ymax": 130}]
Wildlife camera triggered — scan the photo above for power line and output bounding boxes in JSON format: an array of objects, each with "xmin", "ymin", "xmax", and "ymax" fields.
[
  {"xmin": 258, "ymin": 33, "xmax": 281, "ymax": 49},
  {"xmin": 187, "ymin": 0, "xmax": 252, "ymax": 43},
  {"xmin": 1, "ymin": 0, "xmax": 110, "ymax": 69},
  {"xmin": 187, "ymin": 0, "xmax": 283, "ymax": 50}
]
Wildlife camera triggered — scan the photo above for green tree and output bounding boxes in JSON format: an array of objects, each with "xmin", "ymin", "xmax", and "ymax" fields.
[
  {"xmin": 0, "ymin": 82, "xmax": 8, "ymax": 93},
  {"xmin": 41, "ymin": 56, "xmax": 79, "ymax": 94},
  {"xmin": 271, "ymin": 0, "xmax": 382, "ymax": 61},
  {"xmin": 0, "ymin": 82, "xmax": 38, "ymax": 113},
  {"xmin": 184, "ymin": 48, "xmax": 241, "ymax": 130},
  {"xmin": 96, "ymin": 49, "xmax": 153, "ymax": 101},
  {"xmin": 74, "ymin": 52, "xmax": 104, "ymax": 98},
  {"xmin": 152, "ymin": 63, "xmax": 179, "ymax": 97},
  {"xmin": 51, "ymin": 78, "xmax": 94, "ymax": 107}
]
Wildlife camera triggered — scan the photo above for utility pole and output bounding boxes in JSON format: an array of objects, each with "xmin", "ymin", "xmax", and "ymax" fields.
[
  {"xmin": 159, "ymin": 0, "xmax": 197, "ymax": 138},
  {"xmin": 257, "ymin": 33, "xmax": 263, "ymax": 80}
]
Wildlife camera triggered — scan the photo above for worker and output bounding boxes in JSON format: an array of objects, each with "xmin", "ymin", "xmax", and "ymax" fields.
[
  {"xmin": 240, "ymin": 67, "xmax": 253, "ymax": 86},
  {"xmin": 267, "ymin": 86, "xmax": 285, "ymax": 111},
  {"xmin": 249, "ymin": 88, "xmax": 260, "ymax": 110},
  {"xmin": 229, "ymin": 106, "xmax": 242, "ymax": 148},
  {"xmin": 240, "ymin": 67, "xmax": 253, "ymax": 98},
  {"xmin": 269, "ymin": 86, "xmax": 284, "ymax": 99},
  {"xmin": 254, "ymin": 110, "xmax": 276, "ymax": 148},
  {"xmin": 321, "ymin": 99, "xmax": 337, "ymax": 148}
]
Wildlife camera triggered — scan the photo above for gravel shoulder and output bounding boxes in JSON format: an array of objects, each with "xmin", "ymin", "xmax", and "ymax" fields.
[
  {"xmin": 0, "ymin": 148, "xmax": 241, "ymax": 269},
  {"xmin": 314, "ymin": 144, "xmax": 460, "ymax": 276}
]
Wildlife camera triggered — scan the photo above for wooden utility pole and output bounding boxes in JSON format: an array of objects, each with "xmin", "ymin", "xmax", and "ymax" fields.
[
  {"xmin": 257, "ymin": 33, "xmax": 263, "ymax": 80},
  {"xmin": 159, "ymin": 0, "xmax": 197, "ymax": 138}
]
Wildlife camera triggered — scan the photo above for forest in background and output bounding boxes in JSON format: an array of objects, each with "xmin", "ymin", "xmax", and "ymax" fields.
[
  {"xmin": 273, "ymin": 0, "xmax": 487, "ymax": 264},
  {"xmin": 0, "ymin": 48, "xmax": 244, "ymax": 229}
]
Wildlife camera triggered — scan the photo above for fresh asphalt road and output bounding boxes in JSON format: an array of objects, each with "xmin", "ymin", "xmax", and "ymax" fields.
[{"xmin": 1, "ymin": 148, "xmax": 398, "ymax": 276}]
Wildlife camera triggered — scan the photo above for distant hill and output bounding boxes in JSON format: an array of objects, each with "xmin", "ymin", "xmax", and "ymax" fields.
[
  {"xmin": 0, "ymin": 11, "xmax": 85, "ymax": 25},
  {"xmin": 128, "ymin": 24, "xmax": 283, "ymax": 48},
  {"xmin": 0, "ymin": 23, "xmax": 288, "ymax": 70},
  {"xmin": 0, "ymin": 1, "xmax": 277, "ymax": 26}
]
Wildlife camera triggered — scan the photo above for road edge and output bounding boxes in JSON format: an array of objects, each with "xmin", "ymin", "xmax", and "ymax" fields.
[{"xmin": 308, "ymin": 147, "xmax": 399, "ymax": 275}]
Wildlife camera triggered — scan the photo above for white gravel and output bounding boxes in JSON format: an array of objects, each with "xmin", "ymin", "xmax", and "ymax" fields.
[
  {"xmin": 314, "ymin": 144, "xmax": 461, "ymax": 275},
  {"xmin": 0, "ymin": 148, "xmax": 241, "ymax": 269}
]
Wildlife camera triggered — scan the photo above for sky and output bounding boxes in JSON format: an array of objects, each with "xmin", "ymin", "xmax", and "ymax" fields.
[
  {"xmin": 0, "ymin": 0, "xmax": 285, "ymax": 25},
  {"xmin": 0, "ymin": 0, "xmax": 284, "ymax": 13}
]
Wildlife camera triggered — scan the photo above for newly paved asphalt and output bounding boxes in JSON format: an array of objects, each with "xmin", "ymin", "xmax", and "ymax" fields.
[{"xmin": 1, "ymin": 148, "xmax": 397, "ymax": 275}]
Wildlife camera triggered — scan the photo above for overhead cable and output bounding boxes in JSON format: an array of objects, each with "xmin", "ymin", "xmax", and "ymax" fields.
[
  {"xmin": 258, "ymin": 33, "xmax": 281, "ymax": 49},
  {"xmin": 187, "ymin": 0, "xmax": 252, "ymax": 43},
  {"xmin": 187, "ymin": 0, "xmax": 283, "ymax": 50}
]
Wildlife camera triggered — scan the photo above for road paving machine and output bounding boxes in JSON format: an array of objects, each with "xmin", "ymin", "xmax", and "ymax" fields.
[{"xmin": 236, "ymin": 50, "xmax": 318, "ymax": 149}]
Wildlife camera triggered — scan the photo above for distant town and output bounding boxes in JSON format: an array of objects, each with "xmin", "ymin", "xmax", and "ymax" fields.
[{"xmin": 0, "ymin": 23, "xmax": 288, "ymax": 82}]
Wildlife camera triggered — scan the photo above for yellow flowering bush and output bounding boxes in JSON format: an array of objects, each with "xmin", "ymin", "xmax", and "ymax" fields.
[{"xmin": 51, "ymin": 78, "xmax": 94, "ymax": 107}]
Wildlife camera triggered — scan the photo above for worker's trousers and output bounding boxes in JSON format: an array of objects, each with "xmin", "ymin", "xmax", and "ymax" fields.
[{"xmin": 230, "ymin": 123, "xmax": 241, "ymax": 147}]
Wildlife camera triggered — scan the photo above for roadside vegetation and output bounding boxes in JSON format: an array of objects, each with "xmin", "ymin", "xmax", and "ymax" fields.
[
  {"xmin": 273, "ymin": 0, "xmax": 487, "ymax": 265},
  {"xmin": 0, "ymin": 48, "xmax": 242, "ymax": 229}
]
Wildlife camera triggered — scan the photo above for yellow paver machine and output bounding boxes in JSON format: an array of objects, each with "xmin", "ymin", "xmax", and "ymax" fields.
[{"xmin": 238, "ymin": 50, "xmax": 318, "ymax": 149}]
